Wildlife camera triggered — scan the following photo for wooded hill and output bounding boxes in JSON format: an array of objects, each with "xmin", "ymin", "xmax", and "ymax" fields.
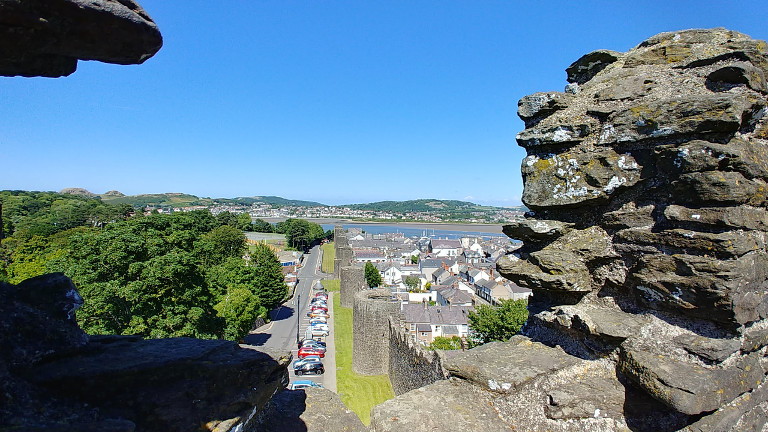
[{"xmin": 345, "ymin": 199, "xmax": 524, "ymax": 214}]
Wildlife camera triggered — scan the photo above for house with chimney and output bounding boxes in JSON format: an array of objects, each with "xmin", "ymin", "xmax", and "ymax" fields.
[
  {"xmin": 402, "ymin": 302, "xmax": 474, "ymax": 344},
  {"xmin": 429, "ymin": 238, "xmax": 463, "ymax": 257}
]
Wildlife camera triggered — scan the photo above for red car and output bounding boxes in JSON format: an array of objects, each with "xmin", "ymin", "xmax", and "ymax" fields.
[{"xmin": 298, "ymin": 346, "xmax": 325, "ymax": 359}]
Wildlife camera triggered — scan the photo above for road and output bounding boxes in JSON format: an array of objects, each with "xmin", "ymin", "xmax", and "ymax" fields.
[{"xmin": 244, "ymin": 244, "xmax": 336, "ymax": 392}]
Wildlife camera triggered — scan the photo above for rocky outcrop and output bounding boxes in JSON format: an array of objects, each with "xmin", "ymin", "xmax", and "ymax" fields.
[
  {"xmin": 371, "ymin": 28, "xmax": 768, "ymax": 431},
  {"xmin": 0, "ymin": 0, "xmax": 162, "ymax": 77},
  {"xmin": 60, "ymin": 187, "xmax": 97, "ymax": 197},
  {"xmin": 0, "ymin": 273, "xmax": 290, "ymax": 432},
  {"xmin": 254, "ymin": 388, "xmax": 366, "ymax": 432}
]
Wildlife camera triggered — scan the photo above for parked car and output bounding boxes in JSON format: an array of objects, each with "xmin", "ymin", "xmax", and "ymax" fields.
[
  {"xmin": 298, "ymin": 346, "xmax": 325, "ymax": 359},
  {"xmin": 309, "ymin": 317, "xmax": 327, "ymax": 325},
  {"xmin": 298, "ymin": 338, "xmax": 326, "ymax": 350},
  {"xmin": 288, "ymin": 380, "xmax": 324, "ymax": 390},
  {"xmin": 314, "ymin": 292, "xmax": 329, "ymax": 299},
  {"xmin": 294, "ymin": 360, "xmax": 324, "ymax": 376},
  {"xmin": 308, "ymin": 311, "xmax": 330, "ymax": 318},
  {"xmin": 293, "ymin": 356, "xmax": 322, "ymax": 369},
  {"xmin": 309, "ymin": 323, "xmax": 330, "ymax": 332},
  {"xmin": 310, "ymin": 305, "xmax": 328, "ymax": 312},
  {"xmin": 309, "ymin": 327, "xmax": 329, "ymax": 337},
  {"xmin": 309, "ymin": 300, "xmax": 327, "ymax": 307},
  {"xmin": 300, "ymin": 340, "xmax": 326, "ymax": 352}
]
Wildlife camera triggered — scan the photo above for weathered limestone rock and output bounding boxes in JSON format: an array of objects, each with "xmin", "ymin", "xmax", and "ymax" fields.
[
  {"xmin": 444, "ymin": 336, "xmax": 580, "ymax": 394},
  {"xmin": 502, "ymin": 218, "xmax": 574, "ymax": 243},
  {"xmin": 375, "ymin": 28, "xmax": 768, "ymax": 432},
  {"xmin": 371, "ymin": 379, "xmax": 509, "ymax": 432},
  {"xmin": 0, "ymin": 0, "xmax": 162, "ymax": 77},
  {"xmin": 254, "ymin": 388, "xmax": 366, "ymax": 432},
  {"xmin": 0, "ymin": 274, "xmax": 290, "ymax": 432},
  {"xmin": 619, "ymin": 340, "xmax": 765, "ymax": 415}
]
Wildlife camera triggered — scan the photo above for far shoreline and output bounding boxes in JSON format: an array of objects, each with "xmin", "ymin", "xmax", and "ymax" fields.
[{"xmin": 262, "ymin": 217, "xmax": 505, "ymax": 234}]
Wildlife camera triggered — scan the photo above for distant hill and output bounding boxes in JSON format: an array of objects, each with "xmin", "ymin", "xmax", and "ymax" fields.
[
  {"xmin": 99, "ymin": 193, "xmax": 213, "ymax": 207},
  {"xmin": 61, "ymin": 190, "xmax": 523, "ymax": 213},
  {"xmin": 213, "ymin": 196, "xmax": 326, "ymax": 207},
  {"xmin": 60, "ymin": 188, "xmax": 97, "ymax": 198},
  {"xmin": 98, "ymin": 193, "xmax": 324, "ymax": 208},
  {"xmin": 345, "ymin": 199, "xmax": 508, "ymax": 213}
]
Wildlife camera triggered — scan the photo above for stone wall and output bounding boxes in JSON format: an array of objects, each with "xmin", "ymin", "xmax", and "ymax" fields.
[
  {"xmin": 387, "ymin": 317, "xmax": 447, "ymax": 396},
  {"xmin": 372, "ymin": 28, "xmax": 768, "ymax": 431},
  {"xmin": 352, "ymin": 288, "xmax": 401, "ymax": 375},
  {"xmin": 340, "ymin": 265, "xmax": 365, "ymax": 308},
  {"xmin": 333, "ymin": 229, "xmax": 348, "ymax": 277},
  {"xmin": 0, "ymin": 273, "xmax": 291, "ymax": 432}
]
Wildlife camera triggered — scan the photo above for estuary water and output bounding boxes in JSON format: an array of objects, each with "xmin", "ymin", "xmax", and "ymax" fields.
[{"xmin": 319, "ymin": 223, "xmax": 506, "ymax": 240}]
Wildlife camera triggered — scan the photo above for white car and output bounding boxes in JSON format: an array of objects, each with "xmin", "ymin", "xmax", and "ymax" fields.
[
  {"xmin": 309, "ymin": 317, "xmax": 327, "ymax": 325},
  {"xmin": 310, "ymin": 323, "xmax": 330, "ymax": 332},
  {"xmin": 309, "ymin": 327, "xmax": 329, "ymax": 337}
]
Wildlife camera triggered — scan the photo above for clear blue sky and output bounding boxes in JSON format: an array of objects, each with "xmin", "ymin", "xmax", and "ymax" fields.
[{"xmin": 3, "ymin": 1, "xmax": 767, "ymax": 207}]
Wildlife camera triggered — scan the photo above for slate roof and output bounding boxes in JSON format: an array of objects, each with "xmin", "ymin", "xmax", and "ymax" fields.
[
  {"xmin": 476, "ymin": 279, "xmax": 498, "ymax": 290},
  {"xmin": 354, "ymin": 250, "xmax": 386, "ymax": 260},
  {"xmin": 432, "ymin": 268, "xmax": 449, "ymax": 280},
  {"xmin": 416, "ymin": 324, "xmax": 432, "ymax": 332},
  {"xmin": 442, "ymin": 325, "xmax": 459, "ymax": 335},
  {"xmin": 430, "ymin": 239, "xmax": 462, "ymax": 249},
  {"xmin": 435, "ymin": 286, "xmax": 473, "ymax": 305},
  {"xmin": 402, "ymin": 303, "xmax": 473, "ymax": 325}
]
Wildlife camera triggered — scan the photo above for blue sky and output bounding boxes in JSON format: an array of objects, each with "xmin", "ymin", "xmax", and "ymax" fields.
[{"xmin": 3, "ymin": 1, "xmax": 767, "ymax": 207}]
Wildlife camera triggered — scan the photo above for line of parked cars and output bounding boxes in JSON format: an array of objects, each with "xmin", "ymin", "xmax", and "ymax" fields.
[{"xmin": 292, "ymin": 288, "xmax": 331, "ymax": 377}]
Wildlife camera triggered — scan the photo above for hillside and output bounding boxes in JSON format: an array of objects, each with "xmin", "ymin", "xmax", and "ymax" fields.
[
  {"xmin": 99, "ymin": 192, "xmax": 212, "ymax": 207},
  {"xmin": 344, "ymin": 199, "xmax": 521, "ymax": 213},
  {"xmin": 214, "ymin": 196, "xmax": 326, "ymax": 207},
  {"xmin": 96, "ymin": 193, "xmax": 324, "ymax": 208}
]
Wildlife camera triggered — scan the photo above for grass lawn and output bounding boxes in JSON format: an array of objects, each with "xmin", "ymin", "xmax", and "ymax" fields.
[
  {"xmin": 333, "ymin": 292, "xmax": 394, "ymax": 425},
  {"xmin": 321, "ymin": 242, "xmax": 335, "ymax": 273},
  {"xmin": 322, "ymin": 279, "xmax": 340, "ymax": 292}
]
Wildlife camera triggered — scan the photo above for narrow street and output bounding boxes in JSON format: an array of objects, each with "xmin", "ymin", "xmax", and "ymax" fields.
[{"xmin": 244, "ymin": 244, "xmax": 336, "ymax": 392}]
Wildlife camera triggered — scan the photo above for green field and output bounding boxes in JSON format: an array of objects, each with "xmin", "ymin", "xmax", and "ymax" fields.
[
  {"xmin": 321, "ymin": 242, "xmax": 335, "ymax": 273},
  {"xmin": 333, "ymin": 292, "xmax": 394, "ymax": 425},
  {"xmin": 322, "ymin": 279, "xmax": 340, "ymax": 292}
]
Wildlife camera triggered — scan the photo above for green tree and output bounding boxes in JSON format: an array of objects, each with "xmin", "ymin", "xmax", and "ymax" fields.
[
  {"xmin": 467, "ymin": 298, "xmax": 529, "ymax": 345},
  {"xmin": 252, "ymin": 218, "xmax": 273, "ymax": 233},
  {"xmin": 215, "ymin": 211, "xmax": 238, "ymax": 227},
  {"xmin": 404, "ymin": 275, "xmax": 421, "ymax": 292},
  {"xmin": 197, "ymin": 225, "xmax": 246, "ymax": 265},
  {"xmin": 250, "ymin": 243, "xmax": 288, "ymax": 310},
  {"xmin": 364, "ymin": 261, "xmax": 382, "ymax": 288},
  {"xmin": 427, "ymin": 336, "xmax": 463, "ymax": 351},
  {"xmin": 236, "ymin": 212, "xmax": 253, "ymax": 231},
  {"xmin": 411, "ymin": 255, "xmax": 419, "ymax": 264},
  {"xmin": 274, "ymin": 218, "xmax": 326, "ymax": 250},
  {"xmin": 214, "ymin": 286, "xmax": 264, "ymax": 341}
]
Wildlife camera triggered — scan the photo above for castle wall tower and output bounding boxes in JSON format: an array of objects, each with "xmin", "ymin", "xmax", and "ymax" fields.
[
  {"xmin": 352, "ymin": 288, "xmax": 400, "ymax": 375},
  {"xmin": 340, "ymin": 265, "xmax": 365, "ymax": 308}
]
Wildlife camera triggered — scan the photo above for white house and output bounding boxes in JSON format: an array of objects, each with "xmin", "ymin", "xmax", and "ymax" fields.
[
  {"xmin": 402, "ymin": 303, "xmax": 474, "ymax": 344},
  {"xmin": 429, "ymin": 239, "xmax": 463, "ymax": 257}
]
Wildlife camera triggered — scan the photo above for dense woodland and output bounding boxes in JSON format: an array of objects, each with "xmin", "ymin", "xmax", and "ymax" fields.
[{"xmin": 0, "ymin": 191, "xmax": 288, "ymax": 341}]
